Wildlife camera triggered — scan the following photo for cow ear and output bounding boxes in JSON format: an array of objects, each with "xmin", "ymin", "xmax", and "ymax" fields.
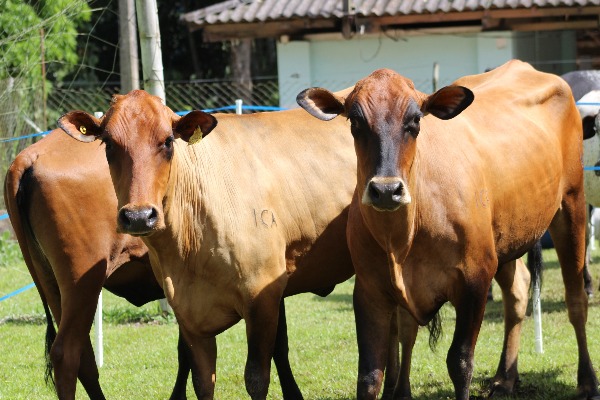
[
  {"xmin": 297, "ymin": 87, "xmax": 345, "ymax": 121},
  {"xmin": 174, "ymin": 110, "xmax": 218, "ymax": 143},
  {"xmin": 582, "ymin": 115, "xmax": 598, "ymax": 140},
  {"xmin": 422, "ymin": 86, "xmax": 474, "ymax": 120},
  {"xmin": 58, "ymin": 111, "xmax": 102, "ymax": 143}
]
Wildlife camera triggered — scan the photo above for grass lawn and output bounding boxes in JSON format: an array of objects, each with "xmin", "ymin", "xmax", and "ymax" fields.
[{"xmin": 1, "ymin": 232, "xmax": 599, "ymax": 399}]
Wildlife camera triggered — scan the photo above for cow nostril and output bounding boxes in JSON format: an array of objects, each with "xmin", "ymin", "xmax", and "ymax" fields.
[
  {"xmin": 369, "ymin": 182, "xmax": 381, "ymax": 200},
  {"xmin": 119, "ymin": 209, "xmax": 132, "ymax": 228},
  {"xmin": 147, "ymin": 207, "xmax": 158, "ymax": 226},
  {"xmin": 392, "ymin": 183, "xmax": 403, "ymax": 197}
]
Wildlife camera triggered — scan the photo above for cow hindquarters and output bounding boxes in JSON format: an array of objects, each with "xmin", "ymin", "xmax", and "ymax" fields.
[
  {"xmin": 549, "ymin": 191, "xmax": 600, "ymax": 398},
  {"xmin": 489, "ymin": 258, "xmax": 530, "ymax": 396}
]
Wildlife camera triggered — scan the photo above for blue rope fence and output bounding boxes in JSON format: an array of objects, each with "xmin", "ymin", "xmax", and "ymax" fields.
[
  {"xmin": 0, "ymin": 100, "xmax": 599, "ymax": 301},
  {"xmin": 0, "ymin": 283, "xmax": 35, "ymax": 302}
]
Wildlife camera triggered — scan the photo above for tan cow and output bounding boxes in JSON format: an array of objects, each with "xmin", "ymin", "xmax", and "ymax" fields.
[
  {"xmin": 297, "ymin": 60, "xmax": 599, "ymax": 399},
  {"xmin": 57, "ymin": 92, "xmax": 358, "ymax": 399},
  {"xmin": 58, "ymin": 90, "xmax": 542, "ymax": 400},
  {"xmin": 4, "ymin": 129, "xmax": 309, "ymax": 400}
]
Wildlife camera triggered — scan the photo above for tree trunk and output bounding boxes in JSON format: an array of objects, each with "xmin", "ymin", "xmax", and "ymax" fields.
[
  {"xmin": 118, "ymin": 0, "xmax": 140, "ymax": 93},
  {"xmin": 136, "ymin": 0, "xmax": 165, "ymax": 102},
  {"xmin": 230, "ymin": 38, "xmax": 253, "ymax": 106}
]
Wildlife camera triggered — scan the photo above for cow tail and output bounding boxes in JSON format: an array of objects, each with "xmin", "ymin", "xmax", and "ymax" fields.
[
  {"xmin": 43, "ymin": 301, "xmax": 57, "ymax": 386},
  {"xmin": 427, "ymin": 312, "xmax": 442, "ymax": 351},
  {"xmin": 527, "ymin": 240, "xmax": 543, "ymax": 295},
  {"xmin": 5, "ymin": 159, "xmax": 57, "ymax": 392}
]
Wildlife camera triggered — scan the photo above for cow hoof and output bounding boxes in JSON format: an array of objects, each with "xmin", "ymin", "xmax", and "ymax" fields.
[{"xmin": 488, "ymin": 379, "xmax": 517, "ymax": 398}]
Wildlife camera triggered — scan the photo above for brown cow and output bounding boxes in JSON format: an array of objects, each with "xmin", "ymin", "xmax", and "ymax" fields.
[
  {"xmin": 57, "ymin": 92, "xmax": 358, "ymax": 399},
  {"xmin": 57, "ymin": 90, "xmax": 542, "ymax": 400},
  {"xmin": 297, "ymin": 60, "xmax": 599, "ymax": 399},
  {"xmin": 4, "ymin": 129, "xmax": 307, "ymax": 400}
]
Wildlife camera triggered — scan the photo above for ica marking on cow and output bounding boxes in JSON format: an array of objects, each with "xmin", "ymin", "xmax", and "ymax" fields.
[{"xmin": 253, "ymin": 208, "xmax": 277, "ymax": 228}]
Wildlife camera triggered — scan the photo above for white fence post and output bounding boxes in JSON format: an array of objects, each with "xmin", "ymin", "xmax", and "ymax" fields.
[
  {"xmin": 95, "ymin": 290, "xmax": 104, "ymax": 367},
  {"xmin": 235, "ymin": 99, "xmax": 243, "ymax": 115},
  {"xmin": 590, "ymin": 207, "xmax": 596, "ymax": 250},
  {"xmin": 533, "ymin": 280, "xmax": 543, "ymax": 353}
]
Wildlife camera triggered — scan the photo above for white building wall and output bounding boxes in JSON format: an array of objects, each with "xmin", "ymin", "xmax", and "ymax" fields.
[{"xmin": 277, "ymin": 30, "xmax": 576, "ymax": 108}]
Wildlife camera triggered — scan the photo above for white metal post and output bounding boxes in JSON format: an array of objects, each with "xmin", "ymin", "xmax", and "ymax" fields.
[
  {"xmin": 94, "ymin": 290, "xmax": 104, "ymax": 367},
  {"xmin": 533, "ymin": 280, "xmax": 543, "ymax": 353},
  {"xmin": 235, "ymin": 99, "xmax": 243, "ymax": 115}
]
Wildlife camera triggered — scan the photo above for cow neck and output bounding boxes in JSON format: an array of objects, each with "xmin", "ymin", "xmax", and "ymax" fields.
[
  {"xmin": 361, "ymin": 152, "xmax": 421, "ymax": 311},
  {"xmin": 157, "ymin": 140, "xmax": 207, "ymax": 261}
]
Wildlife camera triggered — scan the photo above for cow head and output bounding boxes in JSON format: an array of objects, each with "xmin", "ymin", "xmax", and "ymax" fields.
[
  {"xmin": 58, "ymin": 90, "xmax": 217, "ymax": 236},
  {"xmin": 297, "ymin": 68, "xmax": 473, "ymax": 212}
]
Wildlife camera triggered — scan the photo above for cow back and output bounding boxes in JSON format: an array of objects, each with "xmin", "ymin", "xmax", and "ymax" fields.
[{"xmin": 413, "ymin": 60, "xmax": 581, "ymax": 263}]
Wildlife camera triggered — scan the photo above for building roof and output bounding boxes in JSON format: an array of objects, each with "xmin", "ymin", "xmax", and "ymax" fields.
[{"xmin": 181, "ymin": 0, "xmax": 600, "ymax": 41}]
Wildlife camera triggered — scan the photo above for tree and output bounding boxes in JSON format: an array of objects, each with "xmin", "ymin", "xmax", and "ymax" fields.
[
  {"xmin": 0, "ymin": 0, "xmax": 90, "ymax": 134},
  {"xmin": 0, "ymin": 0, "xmax": 90, "ymax": 84},
  {"xmin": 0, "ymin": 0, "xmax": 90, "ymax": 197}
]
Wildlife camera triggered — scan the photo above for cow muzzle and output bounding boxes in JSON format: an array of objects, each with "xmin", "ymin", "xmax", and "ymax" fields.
[
  {"xmin": 363, "ymin": 177, "xmax": 411, "ymax": 211},
  {"xmin": 118, "ymin": 205, "xmax": 160, "ymax": 236}
]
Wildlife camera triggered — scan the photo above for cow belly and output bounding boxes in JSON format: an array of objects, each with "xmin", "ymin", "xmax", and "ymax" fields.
[{"xmin": 283, "ymin": 210, "xmax": 354, "ymax": 297}]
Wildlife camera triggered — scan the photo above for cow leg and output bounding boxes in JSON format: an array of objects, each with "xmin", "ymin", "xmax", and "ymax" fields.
[
  {"xmin": 244, "ymin": 283, "xmax": 285, "ymax": 400},
  {"xmin": 50, "ymin": 291, "xmax": 104, "ymax": 400},
  {"xmin": 354, "ymin": 277, "xmax": 395, "ymax": 400},
  {"xmin": 272, "ymin": 299, "xmax": 303, "ymax": 400},
  {"xmin": 388, "ymin": 306, "xmax": 418, "ymax": 400},
  {"xmin": 185, "ymin": 333, "xmax": 217, "ymax": 400},
  {"xmin": 168, "ymin": 328, "xmax": 191, "ymax": 400},
  {"xmin": 549, "ymin": 197, "xmax": 600, "ymax": 399},
  {"xmin": 77, "ymin": 336, "xmax": 105, "ymax": 399},
  {"xmin": 380, "ymin": 308, "xmax": 400, "ymax": 400},
  {"xmin": 447, "ymin": 281, "xmax": 489, "ymax": 400},
  {"xmin": 489, "ymin": 258, "xmax": 530, "ymax": 396}
]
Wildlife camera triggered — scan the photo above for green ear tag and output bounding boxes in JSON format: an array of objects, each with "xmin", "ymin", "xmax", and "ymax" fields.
[
  {"xmin": 188, "ymin": 126, "xmax": 203, "ymax": 145},
  {"xmin": 79, "ymin": 126, "xmax": 87, "ymax": 135}
]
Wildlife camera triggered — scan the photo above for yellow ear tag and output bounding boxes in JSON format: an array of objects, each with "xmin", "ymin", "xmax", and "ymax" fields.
[
  {"xmin": 79, "ymin": 126, "xmax": 87, "ymax": 135},
  {"xmin": 188, "ymin": 126, "xmax": 203, "ymax": 145}
]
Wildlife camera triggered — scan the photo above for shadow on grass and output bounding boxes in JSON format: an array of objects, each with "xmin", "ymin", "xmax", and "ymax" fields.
[
  {"xmin": 0, "ymin": 308, "xmax": 178, "ymax": 326},
  {"xmin": 313, "ymin": 291, "xmax": 352, "ymax": 308},
  {"xmin": 470, "ymin": 368, "xmax": 579, "ymax": 400},
  {"xmin": 314, "ymin": 368, "xmax": 577, "ymax": 400},
  {"xmin": 0, "ymin": 313, "xmax": 45, "ymax": 325},
  {"xmin": 484, "ymin": 292, "xmax": 600, "ymax": 325}
]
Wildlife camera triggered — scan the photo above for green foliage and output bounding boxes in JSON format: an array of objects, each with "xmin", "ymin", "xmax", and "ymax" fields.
[
  {"xmin": 0, "ymin": 0, "xmax": 91, "ymax": 83},
  {"xmin": 0, "ymin": 231, "xmax": 23, "ymax": 268}
]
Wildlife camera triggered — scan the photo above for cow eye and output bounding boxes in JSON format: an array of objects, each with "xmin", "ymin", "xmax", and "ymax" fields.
[{"xmin": 163, "ymin": 135, "xmax": 174, "ymax": 149}]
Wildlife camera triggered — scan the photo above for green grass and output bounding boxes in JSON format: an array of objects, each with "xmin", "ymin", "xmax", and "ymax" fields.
[{"xmin": 1, "ymin": 232, "xmax": 600, "ymax": 399}]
